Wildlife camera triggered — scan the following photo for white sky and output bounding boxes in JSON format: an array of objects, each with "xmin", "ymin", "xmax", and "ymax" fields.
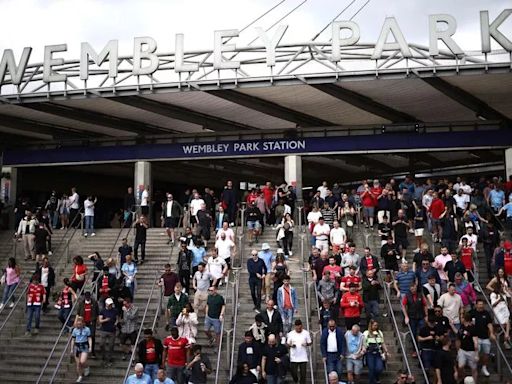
[{"xmin": 0, "ymin": 0, "xmax": 510, "ymax": 61}]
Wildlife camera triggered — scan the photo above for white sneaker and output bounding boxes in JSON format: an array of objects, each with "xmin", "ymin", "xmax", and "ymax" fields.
[
  {"xmin": 9, "ymin": 302, "xmax": 14, "ymax": 308},
  {"xmin": 91, "ymin": 233, "xmax": 96, "ymax": 237},
  {"xmin": 289, "ymin": 251, "xmax": 293, "ymax": 256},
  {"xmin": 481, "ymin": 366, "xmax": 490, "ymax": 377},
  {"xmin": 84, "ymin": 233, "xmax": 88, "ymax": 237},
  {"xmin": 0, "ymin": 303, "xmax": 4, "ymax": 310},
  {"xmin": 76, "ymin": 375, "xmax": 83, "ymax": 383},
  {"xmin": 48, "ymin": 251, "xmax": 53, "ymax": 256}
]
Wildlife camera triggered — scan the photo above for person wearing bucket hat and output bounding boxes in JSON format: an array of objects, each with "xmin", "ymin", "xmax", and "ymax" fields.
[{"xmin": 258, "ymin": 243, "xmax": 274, "ymax": 301}]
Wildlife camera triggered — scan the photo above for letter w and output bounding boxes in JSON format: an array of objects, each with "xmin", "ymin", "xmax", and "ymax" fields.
[{"xmin": 0, "ymin": 48, "xmax": 32, "ymax": 85}]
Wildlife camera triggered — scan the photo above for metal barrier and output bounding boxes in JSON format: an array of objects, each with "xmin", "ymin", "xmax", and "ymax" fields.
[
  {"xmin": 228, "ymin": 266, "xmax": 242, "ymax": 379},
  {"xmin": 122, "ymin": 267, "xmax": 163, "ymax": 383},
  {"xmin": 214, "ymin": 273, "xmax": 232, "ymax": 384},
  {"xmin": 0, "ymin": 211, "xmax": 84, "ymax": 336},
  {"xmin": 309, "ymin": 270, "xmax": 328, "ymax": 384},
  {"xmin": 377, "ymin": 269, "xmax": 414, "ymax": 378}
]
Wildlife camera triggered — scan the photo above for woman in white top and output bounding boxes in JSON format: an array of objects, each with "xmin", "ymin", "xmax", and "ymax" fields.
[
  {"xmin": 58, "ymin": 193, "xmax": 71, "ymax": 230},
  {"xmin": 486, "ymin": 268, "xmax": 511, "ymax": 296},
  {"xmin": 176, "ymin": 303, "xmax": 198, "ymax": 344},
  {"xmin": 276, "ymin": 213, "xmax": 294, "ymax": 257},
  {"xmin": 307, "ymin": 206, "xmax": 321, "ymax": 246},
  {"xmin": 338, "ymin": 201, "xmax": 356, "ymax": 239},
  {"xmin": 490, "ymin": 282, "xmax": 511, "ymax": 349}
]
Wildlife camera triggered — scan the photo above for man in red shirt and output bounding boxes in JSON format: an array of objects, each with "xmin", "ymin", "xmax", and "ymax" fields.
[
  {"xmin": 323, "ymin": 256, "xmax": 342, "ymax": 288},
  {"xmin": 339, "ymin": 266, "xmax": 362, "ymax": 292},
  {"xmin": 26, "ymin": 274, "xmax": 46, "ymax": 335},
  {"xmin": 162, "ymin": 327, "xmax": 189, "ymax": 384},
  {"xmin": 401, "ymin": 283, "xmax": 427, "ymax": 357},
  {"xmin": 459, "ymin": 238, "xmax": 475, "ymax": 282},
  {"xmin": 340, "ymin": 283, "xmax": 364, "ymax": 331},
  {"xmin": 77, "ymin": 291, "xmax": 99, "ymax": 358},
  {"xmin": 429, "ymin": 192, "xmax": 446, "ymax": 243}
]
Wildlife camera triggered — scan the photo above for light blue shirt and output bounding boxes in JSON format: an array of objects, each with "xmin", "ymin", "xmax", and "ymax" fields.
[
  {"xmin": 344, "ymin": 331, "xmax": 363, "ymax": 355},
  {"xmin": 258, "ymin": 250, "xmax": 275, "ymax": 271},
  {"xmin": 125, "ymin": 373, "xmax": 151, "ymax": 384},
  {"xmin": 489, "ymin": 189, "xmax": 505, "ymax": 208},
  {"xmin": 122, "ymin": 262, "xmax": 137, "ymax": 277},
  {"xmin": 503, "ymin": 203, "xmax": 512, "ymax": 217},
  {"xmin": 154, "ymin": 379, "xmax": 175, "ymax": 384},
  {"xmin": 71, "ymin": 326, "xmax": 91, "ymax": 343},
  {"xmin": 191, "ymin": 246, "xmax": 206, "ymax": 267}
]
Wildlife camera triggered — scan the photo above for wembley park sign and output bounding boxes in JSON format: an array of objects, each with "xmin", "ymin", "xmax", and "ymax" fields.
[{"xmin": 0, "ymin": 8, "xmax": 510, "ymax": 87}]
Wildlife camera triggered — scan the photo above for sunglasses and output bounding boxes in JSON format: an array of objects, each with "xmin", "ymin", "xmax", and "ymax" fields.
[{"xmin": 208, "ymin": 289, "xmax": 214, "ymax": 292}]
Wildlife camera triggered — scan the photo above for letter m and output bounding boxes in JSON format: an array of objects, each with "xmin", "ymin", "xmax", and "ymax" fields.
[
  {"xmin": 80, "ymin": 40, "xmax": 118, "ymax": 80},
  {"xmin": 0, "ymin": 48, "xmax": 32, "ymax": 86}
]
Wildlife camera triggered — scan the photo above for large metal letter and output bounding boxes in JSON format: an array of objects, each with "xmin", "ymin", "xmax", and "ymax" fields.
[
  {"xmin": 429, "ymin": 14, "xmax": 464, "ymax": 56},
  {"xmin": 0, "ymin": 47, "xmax": 32, "ymax": 85},
  {"xmin": 80, "ymin": 40, "xmax": 119, "ymax": 80},
  {"xmin": 213, "ymin": 29, "xmax": 240, "ymax": 70},
  {"xmin": 175, "ymin": 34, "xmax": 199, "ymax": 73},
  {"xmin": 371, "ymin": 17, "xmax": 411, "ymax": 60},
  {"xmin": 331, "ymin": 21, "xmax": 360, "ymax": 62},
  {"xmin": 43, "ymin": 44, "xmax": 67, "ymax": 83},
  {"xmin": 480, "ymin": 9, "xmax": 512, "ymax": 53},
  {"xmin": 133, "ymin": 37, "xmax": 159, "ymax": 75},
  {"xmin": 256, "ymin": 25, "xmax": 288, "ymax": 67}
]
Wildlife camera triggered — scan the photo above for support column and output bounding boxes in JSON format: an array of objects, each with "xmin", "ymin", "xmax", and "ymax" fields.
[
  {"xmin": 134, "ymin": 161, "xmax": 152, "ymax": 215},
  {"xmin": 506, "ymin": 148, "xmax": 512, "ymax": 181},
  {"xmin": 284, "ymin": 155, "xmax": 302, "ymax": 200},
  {"xmin": 1, "ymin": 167, "xmax": 17, "ymax": 229}
]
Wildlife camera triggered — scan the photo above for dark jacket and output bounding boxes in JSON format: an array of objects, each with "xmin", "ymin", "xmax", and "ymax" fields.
[
  {"xmin": 76, "ymin": 297, "xmax": 100, "ymax": 322},
  {"xmin": 36, "ymin": 265, "xmax": 55, "ymax": 288},
  {"xmin": 362, "ymin": 277, "xmax": 381, "ymax": 302},
  {"xmin": 162, "ymin": 200, "xmax": 183, "ymax": 218},
  {"xmin": 237, "ymin": 341, "xmax": 262, "ymax": 369},
  {"xmin": 320, "ymin": 326, "xmax": 345, "ymax": 357},
  {"xmin": 359, "ymin": 255, "xmax": 380, "ymax": 276},
  {"xmin": 261, "ymin": 309, "xmax": 283, "ymax": 336},
  {"xmin": 137, "ymin": 337, "xmax": 163, "ymax": 366}
]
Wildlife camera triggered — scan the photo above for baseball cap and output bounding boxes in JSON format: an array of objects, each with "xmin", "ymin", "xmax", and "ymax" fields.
[
  {"xmin": 277, "ymin": 248, "xmax": 284, "ymax": 254},
  {"xmin": 261, "ymin": 243, "xmax": 270, "ymax": 251},
  {"xmin": 105, "ymin": 298, "xmax": 114, "ymax": 306}
]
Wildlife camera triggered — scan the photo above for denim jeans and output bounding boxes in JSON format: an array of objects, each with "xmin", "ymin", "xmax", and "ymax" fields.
[
  {"xmin": 326, "ymin": 352, "xmax": 343, "ymax": 377},
  {"xmin": 409, "ymin": 318, "xmax": 424, "ymax": 348},
  {"xmin": 26, "ymin": 305, "xmax": 41, "ymax": 331},
  {"xmin": 365, "ymin": 300, "xmax": 379, "ymax": 321},
  {"xmin": 249, "ymin": 277, "xmax": 262, "ymax": 309},
  {"xmin": 144, "ymin": 363, "xmax": 160, "ymax": 381},
  {"xmin": 366, "ymin": 352, "xmax": 384, "ymax": 384},
  {"xmin": 2, "ymin": 282, "xmax": 18, "ymax": 304},
  {"xmin": 279, "ymin": 308, "xmax": 294, "ymax": 334},
  {"xmin": 58, "ymin": 306, "xmax": 73, "ymax": 328},
  {"xmin": 84, "ymin": 215, "xmax": 94, "ymax": 235},
  {"xmin": 265, "ymin": 375, "xmax": 282, "ymax": 384}
]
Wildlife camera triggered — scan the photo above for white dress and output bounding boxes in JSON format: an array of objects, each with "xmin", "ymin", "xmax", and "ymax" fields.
[
  {"xmin": 176, "ymin": 312, "xmax": 198, "ymax": 343},
  {"xmin": 491, "ymin": 292, "xmax": 511, "ymax": 324}
]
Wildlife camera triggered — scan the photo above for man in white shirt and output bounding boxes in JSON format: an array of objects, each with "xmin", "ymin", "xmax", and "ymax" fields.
[
  {"xmin": 317, "ymin": 181, "xmax": 329, "ymax": 200},
  {"xmin": 438, "ymin": 283, "xmax": 463, "ymax": 331},
  {"xmin": 216, "ymin": 221, "xmax": 235, "ymax": 242},
  {"xmin": 313, "ymin": 217, "xmax": 330, "ymax": 251},
  {"xmin": 189, "ymin": 193, "xmax": 205, "ymax": 230},
  {"xmin": 459, "ymin": 227, "xmax": 478, "ymax": 252},
  {"xmin": 329, "ymin": 220, "xmax": 346, "ymax": 255},
  {"xmin": 140, "ymin": 186, "xmax": 150, "ymax": 216},
  {"xmin": 69, "ymin": 187, "xmax": 80, "ymax": 228},
  {"xmin": 207, "ymin": 249, "xmax": 228, "ymax": 287},
  {"xmin": 17, "ymin": 211, "xmax": 38, "ymax": 260},
  {"xmin": 287, "ymin": 319, "xmax": 312, "ymax": 384},
  {"xmin": 83, "ymin": 195, "xmax": 97, "ymax": 237},
  {"xmin": 215, "ymin": 231, "xmax": 235, "ymax": 273},
  {"xmin": 433, "ymin": 246, "xmax": 451, "ymax": 292},
  {"xmin": 453, "ymin": 188, "xmax": 469, "ymax": 216}
]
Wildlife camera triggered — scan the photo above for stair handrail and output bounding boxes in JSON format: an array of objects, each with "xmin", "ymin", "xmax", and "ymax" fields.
[
  {"xmin": 38, "ymin": 270, "xmax": 99, "ymax": 384},
  {"xmin": 401, "ymin": 304, "xmax": 430, "ymax": 383},
  {"xmin": 108, "ymin": 211, "xmax": 137, "ymax": 260},
  {"xmin": 471, "ymin": 252, "xmax": 512, "ymax": 378},
  {"xmin": 310, "ymin": 268, "xmax": 328, "ymax": 384},
  {"xmin": 301, "ymin": 255, "xmax": 315, "ymax": 384},
  {"xmin": 377, "ymin": 269, "xmax": 413, "ymax": 377},
  {"xmin": 122, "ymin": 267, "xmax": 162, "ymax": 383},
  {"xmin": 45, "ymin": 213, "xmax": 136, "ymax": 383},
  {"xmin": 0, "ymin": 210, "xmax": 84, "ymax": 336},
  {"xmin": 214, "ymin": 268, "xmax": 231, "ymax": 384},
  {"xmin": 228, "ymin": 266, "xmax": 242, "ymax": 379}
]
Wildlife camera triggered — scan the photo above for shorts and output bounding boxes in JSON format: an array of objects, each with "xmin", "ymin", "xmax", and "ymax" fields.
[
  {"xmin": 363, "ymin": 207, "xmax": 375, "ymax": 217},
  {"xmin": 204, "ymin": 315, "xmax": 222, "ymax": 334},
  {"xmin": 35, "ymin": 245, "xmax": 48, "ymax": 254},
  {"xmin": 119, "ymin": 331, "xmax": 137, "ymax": 345},
  {"xmin": 414, "ymin": 228, "xmax": 424, "ymax": 237},
  {"xmin": 346, "ymin": 358, "xmax": 363, "ymax": 375},
  {"xmin": 164, "ymin": 217, "xmax": 179, "ymax": 228},
  {"xmin": 457, "ymin": 349, "xmax": 477, "ymax": 370},
  {"xmin": 247, "ymin": 220, "xmax": 261, "ymax": 230},
  {"xmin": 224, "ymin": 257, "xmax": 231, "ymax": 270},
  {"xmin": 395, "ymin": 237, "xmax": 409, "ymax": 250},
  {"xmin": 75, "ymin": 342, "xmax": 89, "ymax": 356},
  {"xmin": 190, "ymin": 216, "xmax": 197, "ymax": 225},
  {"xmin": 478, "ymin": 338, "xmax": 491, "ymax": 354},
  {"xmin": 141, "ymin": 206, "xmax": 149, "ymax": 215}
]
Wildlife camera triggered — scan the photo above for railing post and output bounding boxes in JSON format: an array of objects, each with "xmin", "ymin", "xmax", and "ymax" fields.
[
  {"xmin": 225, "ymin": 328, "xmax": 232, "ymax": 368},
  {"xmin": 65, "ymin": 238, "xmax": 70, "ymax": 263},
  {"xmin": 240, "ymin": 203, "xmax": 246, "ymax": 235}
]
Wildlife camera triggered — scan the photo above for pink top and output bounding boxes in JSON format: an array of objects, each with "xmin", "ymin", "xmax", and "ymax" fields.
[{"xmin": 5, "ymin": 266, "xmax": 20, "ymax": 285}]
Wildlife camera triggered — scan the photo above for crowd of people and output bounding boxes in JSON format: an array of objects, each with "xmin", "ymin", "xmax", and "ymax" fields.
[{"xmin": 3, "ymin": 175, "xmax": 512, "ymax": 384}]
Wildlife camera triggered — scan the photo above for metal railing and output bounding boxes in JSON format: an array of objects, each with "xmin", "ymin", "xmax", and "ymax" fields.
[
  {"xmin": 214, "ymin": 273, "xmax": 231, "ymax": 384},
  {"xmin": 310, "ymin": 270, "xmax": 328, "ymax": 384},
  {"xmin": 377, "ymin": 269, "xmax": 413, "ymax": 378},
  {"xmin": 0, "ymin": 211, "xmax": 84, "ymax": 336},
  {"xmin": 228, "ymin": 266, "xmax": 242, "ymax": 379},
  {"xmin": 44, "ymin": 213, "xmax": 136, "ymax": 383},
  {"xmin": 471, "ymin": 255, "xmax": 512, "ymax": 379},
  {"xmin": 122, "ymin": 267, "xmax": 163, "ymax": 383}
]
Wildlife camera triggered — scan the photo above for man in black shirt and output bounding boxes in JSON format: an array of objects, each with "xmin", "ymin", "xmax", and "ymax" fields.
[
  {"xmin": 238, "ymin": 331, "xmax": 262, "ymax": 377},
  {"xmin": 418, "ymin": 313, "xmax": 441, "ymax": 372},
  {"xmin": 133, "ymin": 215, "xmax": 148, "ymax": 264},
  {"xmin": 377, "ymin": 216, "xmax": 392, "ymax": 244},
  {"xmin": 443, "ymin": 253, "xmax": 466, "ymax": 283},
  {"xmin": 456, "ymin": 313, "xmax": 478, "ymax": 382},
  {"xmin": 469, "ymin": 300, "xmax": 495, "ymax": 377},
  {"xmin": 433, "ymin": 305, "xmax": 452, "ymax": 336},
  {"xmin": 124, "ymin": 187, "xmax": 136, "ymax": 228},
  {"xmin": 411, "ymin": 244, "xmax": 434, "ymax": 273},
  {"xmin": 392, "ymin": 370, "xmax": 415, "ymax": 384},
  {"xmin": 380, "ymin": 237, "xmax": 400, "ymax": 272},
  {"xmin": 392, "ymin": 209, "xmax": 410, "ymax": 259},
  {"xmin": 261, "ymin": 334, "xmax": 288, "ymax": 384},
  {"xmin": 246, "ymin": 202, "xmax": 262, "ymax": 246},
  {"xmin": 434, "ymin": 336, "xmax": 456, "ymax": 384}
]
